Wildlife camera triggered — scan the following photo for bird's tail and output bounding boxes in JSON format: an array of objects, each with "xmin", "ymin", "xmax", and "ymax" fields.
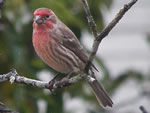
[{"xmin": 86, "ymin": 72, "xmax": 113, "ymax": 107}]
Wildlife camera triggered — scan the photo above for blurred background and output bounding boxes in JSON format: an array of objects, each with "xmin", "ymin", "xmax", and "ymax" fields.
[{"xmin": 0, "ymin": 0, "xmax": 150, "ymax": 113}]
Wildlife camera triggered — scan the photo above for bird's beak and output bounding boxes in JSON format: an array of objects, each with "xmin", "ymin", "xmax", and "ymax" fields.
[{"xmin": 34, "ymin": 16, "xmax": 44, "ymax": 24}]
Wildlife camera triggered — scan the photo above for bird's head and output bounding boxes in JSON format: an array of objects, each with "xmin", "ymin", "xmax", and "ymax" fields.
[{"xmin": 33, "ymin": 8, "xmax": 56, "ymax": 28}]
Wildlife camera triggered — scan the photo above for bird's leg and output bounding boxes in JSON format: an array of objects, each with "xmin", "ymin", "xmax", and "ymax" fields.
[
  {"xmin": 67, "ymin": 72, "xmax": 73, "ymax": 78},
  {"xmin": 57, "ymin": 72, "xmax": 73, "ymax": 87},
  {"xmin": 63, "ymin": 72, "xmax": 73, "ymax": 80},
  {"xmin": 48, "ymin": 72, "xmax": 73, "ymax": 91},
  {"xmin": 48, "ymin": 73, "xmax": 61, "ymax": 91},
  {"xmin": 59, "ymin": 72, "xmax": 73, "ymax": 83}
]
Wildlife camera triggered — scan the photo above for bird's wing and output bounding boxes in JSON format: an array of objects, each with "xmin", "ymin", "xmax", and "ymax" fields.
[
  {"xmin": 58, "ymin": 25, "xmax": 88, "ymax": 64},
  {"xmin": 50, "ymin": 22, "xmax": 98, "ymax": 71}
]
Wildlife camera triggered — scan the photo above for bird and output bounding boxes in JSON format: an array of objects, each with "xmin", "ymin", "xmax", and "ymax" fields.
[{"xmin": 32, "ymin": 8, "xmax": 113, "ymax": 107}]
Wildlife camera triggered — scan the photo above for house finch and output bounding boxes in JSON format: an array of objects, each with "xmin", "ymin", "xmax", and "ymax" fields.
[{"xmin": 32, "ymin": 8, "xmax": 113, "ymax": 107}]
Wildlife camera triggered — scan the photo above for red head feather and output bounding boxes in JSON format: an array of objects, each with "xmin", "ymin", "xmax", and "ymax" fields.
[{"xmin": 34, "ymin": 8, "xmax": 53, "ymax": 17}]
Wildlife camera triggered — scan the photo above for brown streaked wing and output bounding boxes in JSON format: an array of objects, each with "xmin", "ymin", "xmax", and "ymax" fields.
[
  {"xmin": 49, "ymin": 21, "xmax": 98, "ymax": 71},
  {"xmin": 58, "ymin": 25, "xmax": 88, "ymax": 64}
]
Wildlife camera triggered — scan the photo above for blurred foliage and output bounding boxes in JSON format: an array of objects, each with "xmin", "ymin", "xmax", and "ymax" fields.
[
  {"xmin": 147, "ymin": 34, "xmax": 150, "ymax": 45},
  {"xmin": 1, "ymin": 0, "xmax": 148, "ymax": 113},
  {"xmin": 0, "ymin": 102, "xmax": 18, "ymax": 113}
]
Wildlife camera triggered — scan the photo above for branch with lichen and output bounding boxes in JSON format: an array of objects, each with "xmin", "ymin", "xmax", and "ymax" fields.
[
  {"xmin": 0, "ymin": 0, "xmax": 137, "ymax": 92},
  {"xmin": 0, "ymin": 69, "xmax": 84, "ymax": 92}
]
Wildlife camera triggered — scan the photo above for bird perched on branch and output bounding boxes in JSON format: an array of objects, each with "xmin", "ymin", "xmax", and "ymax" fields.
[{"xmin": 32, "ymin": 8, "xmax": 113, "ymax": 107}]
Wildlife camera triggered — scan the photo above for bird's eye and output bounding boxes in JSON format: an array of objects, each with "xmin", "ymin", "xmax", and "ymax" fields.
[{"xmin": 45, "ymin": 15, "xmax": 50, "ymax": 20}]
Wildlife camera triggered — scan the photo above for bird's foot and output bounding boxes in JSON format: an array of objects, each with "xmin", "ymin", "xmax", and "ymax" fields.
[
  {"xmin": 48, "ymin": 73, "xmax": 61, "ymax": 92},
  {"xmin": 48, "ymin": 72, "xmax": 73, "ymax": 91},
  {"xmin": 48, "ymin": 79, "xmax": 56, "ymax": 92}
]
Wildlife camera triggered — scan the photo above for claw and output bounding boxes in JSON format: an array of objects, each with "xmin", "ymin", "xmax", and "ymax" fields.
[
  {"xmin": 48, "ymin": 79, "xmax": 55, "ymax": 92},
  {"xmin": 48, "ymin": 73, "xmax": 61, "ymax": 92}
]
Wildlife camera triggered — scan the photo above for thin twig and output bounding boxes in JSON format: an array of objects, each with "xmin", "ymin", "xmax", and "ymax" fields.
[
  {"xmin": 0, "ymin": 0, "xmax": 5, "ymax": 18},
  {"xmin": 139, "ymin": 106, "xmax": 148, "ymax": 113},
  {"xmin": 81, "ymin": 0, "xmax": 98, "ymax": 38},
  {"xmin": 83, "ymin": 0, "xmax": 138, "ymax": 72},
  {"xmin": 0, "ymin": 0, "xmax": 5, "ymax": 9}
]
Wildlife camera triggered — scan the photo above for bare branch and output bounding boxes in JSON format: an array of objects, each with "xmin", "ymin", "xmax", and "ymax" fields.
[
  {"xmin": 0, "ymin": 0, "xmax": 5, "ymax": 18},
  {"xmin": 139, "ymin": 106, "xmax": 148, "ymax": 113},
  {"xmin": 0, "ymin": 0, "xmax": 5, "ymax": 9},
  {"xmin": 82, "ymin": 0, "xmax": 138, "ymax": 72},
  {"xmin": 0, "ymin": 69, "xmax": 84, "ymax": 92},
  {"xmin": 0, "ymin": 69, "xmax": 48, "ymax": 88},
  {"xmin": 81, "ymin": 0, "xmax": 98, "ymax": 38}
]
